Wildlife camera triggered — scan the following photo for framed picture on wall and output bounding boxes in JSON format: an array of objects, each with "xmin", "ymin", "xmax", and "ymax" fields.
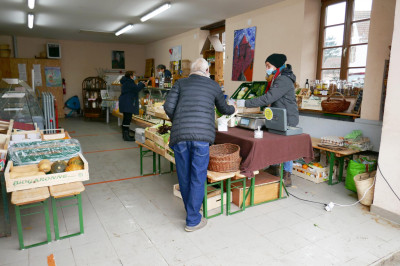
[
  {"xmin": 232, "ymin": 26, "xmax": 256, "ymax": 81},
  {"xmin": 112, "ymin": 50, "xmax": 125, "ymax": 69}
]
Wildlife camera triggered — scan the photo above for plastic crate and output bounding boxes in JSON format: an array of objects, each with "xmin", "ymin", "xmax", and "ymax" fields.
[{"xmin": 231, "ymin": 82, "xmax": 252, "ymax": 99}]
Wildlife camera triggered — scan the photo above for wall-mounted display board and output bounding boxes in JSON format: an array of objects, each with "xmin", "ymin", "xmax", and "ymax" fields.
[{"xmin": 0, "ymin": 58, "xmax": 64, "ymax": 118}]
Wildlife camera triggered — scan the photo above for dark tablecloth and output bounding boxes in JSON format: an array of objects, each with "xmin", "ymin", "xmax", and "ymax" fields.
[{"xmin": 215, "ymin": 127, "xmax": 314, "ymax": 177}]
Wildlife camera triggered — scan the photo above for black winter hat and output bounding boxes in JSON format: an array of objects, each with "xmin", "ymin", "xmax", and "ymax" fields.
[{"xmin": 265, "ymin": 53, "xmax": 287, "ymax": 68}]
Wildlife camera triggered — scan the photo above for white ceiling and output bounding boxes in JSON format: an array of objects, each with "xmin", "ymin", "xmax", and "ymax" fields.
[{"xmin": 0, "ymin": 0, "xmax": 282, "ymax": 44}]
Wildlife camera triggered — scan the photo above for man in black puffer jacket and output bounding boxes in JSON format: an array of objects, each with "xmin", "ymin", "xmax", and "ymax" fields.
[{"xmin": 164, "ymin": 58, "xmax": 235, "ymax": 232}]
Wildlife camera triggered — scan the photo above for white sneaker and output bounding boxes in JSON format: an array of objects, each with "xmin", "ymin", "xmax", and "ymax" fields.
[{"xmin": 184, "ymin": 217, "xmax": 207, "ymax": 232}]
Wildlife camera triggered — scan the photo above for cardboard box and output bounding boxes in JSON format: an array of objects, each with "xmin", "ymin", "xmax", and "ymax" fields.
[
  {"xmin": 4, "ymin": 153, "xmax": 89, "ymax": 192},
  {"xmin": 232, "ymin": 172, "xmax": 282, "ymax": 207},
  {"xmin": 173, "ymin": 184, "xmax": 232, "ymax": 211}
]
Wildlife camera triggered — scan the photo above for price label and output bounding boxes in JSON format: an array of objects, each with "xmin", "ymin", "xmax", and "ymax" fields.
[{"xmin": 264, "ymin": 108, "xmax": 273, "ymax": 120}]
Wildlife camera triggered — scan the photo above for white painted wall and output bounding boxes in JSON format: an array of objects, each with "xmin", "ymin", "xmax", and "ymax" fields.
[
  {"xmin": 371, "ymin": 0, "xmax": 400, "ymax": 220},
  {"xmin": 362, "ymin": 0, "xmax": 396, "ymax": 121},
  {"xmin": 144, "ymin": 28, "xmax": 208, "ymax": 71}
]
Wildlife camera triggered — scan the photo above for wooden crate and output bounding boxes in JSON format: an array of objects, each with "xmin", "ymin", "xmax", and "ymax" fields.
[
  {"xmin": 165, "ymin": 149, "xmax": 175, "ymax": 164},
  {"xmin": 232, "ymin": 172, "xmax": 282, "ymax": 207},
  {"xmin": 153, "ymin": 133, "xmax": 166, "ymax": 148},
  {"xmin": 144, "ymin": 139, "xmax": 155, "ymax": 150},
  {"xmin": 173, "ymin": 184, "xmax": 232, "ymax": 211},
  {"xmin": 40, "ymin": 129, "xmax": 66, "ymax": 140},
  {"xmin": 301, "ymin": 97, "xmax": 322, "ymax": 110},
  {"xmin": 292, "ymin": 164, "xmax": 332, "ymax": 183},
  {"xmin": 145, "ymin": 127, "xmax": 156, "ymax": 141},
  {"xmin": 154, "ymin": 144, "xmax": 165, "ymax": 156},
  {"xmin": 4, "ymin": 153, "xmax": 89, "ymax": 192},
  {"xmin": 236, "ymin": 107, "xmax": 261, "ymax": 114}
]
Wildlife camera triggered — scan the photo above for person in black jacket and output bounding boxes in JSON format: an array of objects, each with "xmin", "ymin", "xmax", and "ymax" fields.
[
  {"xmin": 245, "ymin": 53, "xmax": 299, "ymax": 187},
  {"xmin": 164, "ymin": 58, "xmax": 235, "ymax": 232},
  {"xmin": 118, "ymin": 71, "xmax": 148, "ymax": 141}
]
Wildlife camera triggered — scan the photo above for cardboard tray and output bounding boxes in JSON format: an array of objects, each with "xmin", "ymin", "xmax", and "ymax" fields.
[{"xmin": 4, "ymin": 153, "xmax": 89, "ymax": 192}]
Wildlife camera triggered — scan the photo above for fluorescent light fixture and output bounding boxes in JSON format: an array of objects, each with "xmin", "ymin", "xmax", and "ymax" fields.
[
  {"xmin": 28, "ymin": 0, "xmax": 35, "ymax": 9},
  {"xmin": 140, "ymin": 2, "xmax": 171, "ymax": 22},
  {"xmin": 28, "ymin": 13, "xmax": 34, "ymax": 29},
  {"xmin": 115, "ymin": 24, "xmax": 133, "ymax": 36}
]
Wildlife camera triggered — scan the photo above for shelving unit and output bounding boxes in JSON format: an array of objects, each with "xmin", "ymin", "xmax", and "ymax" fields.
[
  {"xmin": 203, "ymin": 50, "xmax": 223, "ymax": 83},
  {"xmin": 82, "ymin": 77, "xmax": 106, "ymax": 118}
]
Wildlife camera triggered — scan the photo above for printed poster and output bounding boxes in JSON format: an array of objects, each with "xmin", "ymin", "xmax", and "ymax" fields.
[
  {"xmin": 45, "ymin": 67, "xmax": 62, "ymax": 87},
  {"xmin": 169, "ymin": 46, "xmax": 182, "ymax": 61},
  {"xmin": 33, "ymin": 64, "xmax": 42, "ymax": 86}
]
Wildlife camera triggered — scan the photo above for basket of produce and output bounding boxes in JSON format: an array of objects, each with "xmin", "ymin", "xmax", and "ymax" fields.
[
  {"xmin": 208, "ymin": 143, "xmax": 241, "ymax": 172},
  {"xmin": 321, "ymin": 92, "xmax": 350, "ymax": 112}
]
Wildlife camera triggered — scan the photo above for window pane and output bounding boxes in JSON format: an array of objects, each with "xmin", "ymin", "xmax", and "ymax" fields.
[
  {"xmin": 351, "ymin": 21, "xmax": 370, "ymax": 44},
  {"xmin": 324, "ymin": 25, "xmax": 344, "ymax": 47},
  {"xmin": 353, "ymin": 0, "xmax": 372, "ymax": 21},
  {"xmin": 322, "ymin": 48, "xmax": 342, "ymax": 68},
  {"xmin": 348, "ymin": 68, "xmax": 366, "ymax": 83},
  {"xmin": 326, "ymin": 2, "xmax": 346, "ymax": 26},
  {"xmin": 322, "ymin": 69, "xmax": 340, "ymax": 81},
  {"xmin": 349, "ymin": 45, "xmax": 368, "ymax": 67}
]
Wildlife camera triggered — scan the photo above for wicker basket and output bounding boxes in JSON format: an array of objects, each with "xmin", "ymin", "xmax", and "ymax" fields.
[
  {"xmin": 208, "ymin": 143, "xmax": 241, "ymax": 172},
  {"xmin": 321, "ymin": 92, "xmax": 351, "ymax": 112}
]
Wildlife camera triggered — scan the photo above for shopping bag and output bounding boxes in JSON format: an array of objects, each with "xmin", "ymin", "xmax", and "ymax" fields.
[{"xmin": 345, "ymin": 158, "xmax": 376, "ymax": 192}]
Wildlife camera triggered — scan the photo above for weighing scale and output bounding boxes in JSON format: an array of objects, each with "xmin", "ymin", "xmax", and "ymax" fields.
[
  {"xmin": 264, "ymin": 107, "xmax": 303, "ymax": 136},
  {"xmin": 236, "ymin": 113, "xmax": 265, "ymax": 130}
]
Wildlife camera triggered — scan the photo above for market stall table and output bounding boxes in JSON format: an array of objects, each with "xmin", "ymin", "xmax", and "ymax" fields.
[
  {"xmin": 214, "ymin": 127, "xmax": 313, "ymax": 211},
  {"xmin": 215, "ymin": 127, "xmax": 314, "ymax": 177},
  {"xmin": 311, "ymin": 137, "xmax": 363, "ymax": 185}
]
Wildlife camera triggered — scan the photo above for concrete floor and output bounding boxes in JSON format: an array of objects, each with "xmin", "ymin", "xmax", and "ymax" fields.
[{"xmin": 1, "ymin": 116, "xmax": 400, "ymax": 266}]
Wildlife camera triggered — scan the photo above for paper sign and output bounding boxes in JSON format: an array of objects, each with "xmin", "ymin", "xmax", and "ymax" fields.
[
  {"xmin": 33, "ymin": 64, "xmax": 42, "ymax": 86},
  {"xmin": 18, "ymin": 64, "xmax": 27, "ymax": 81}
]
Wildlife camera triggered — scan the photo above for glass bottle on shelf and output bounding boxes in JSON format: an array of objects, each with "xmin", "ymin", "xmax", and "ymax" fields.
[
  {"xmin": 314, "ymin": 80, "xmax": 321, "ymax": 95},
  {"xmin": 321, "ymin": 80, "xmax": 329, "ymax": 95},
  {"xmin": 305, "ymin": 79, "xmax": 309, "ymax": 89},
  {"xmin": 309, "ymin": 80, "xmax": 315, "ymax": 95},
  {"xmin": 328, "ymin": 80, "xmax": 336, "ymax": 95}
]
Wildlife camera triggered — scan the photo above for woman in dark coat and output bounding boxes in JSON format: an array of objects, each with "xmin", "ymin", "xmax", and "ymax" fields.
[{"xmin": 118, "ymin": 71, "xmax": 148, "ymax": 141}]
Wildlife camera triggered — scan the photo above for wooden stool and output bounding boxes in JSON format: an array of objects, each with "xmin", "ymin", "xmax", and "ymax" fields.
[
  {"xmin": 11, "ymin": 187, "xmax": 51, "ymax": 250},
  {"xmin": 49, "ymin": 182, "xmax": 85, "ymax": 240}
]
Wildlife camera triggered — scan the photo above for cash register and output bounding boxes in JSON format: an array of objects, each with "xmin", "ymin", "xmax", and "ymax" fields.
[{"xmin": 264, "ymin": 107, "xmax": 303, "ymax": 136}]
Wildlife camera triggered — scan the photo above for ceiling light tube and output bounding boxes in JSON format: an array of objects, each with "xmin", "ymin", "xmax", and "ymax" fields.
[
  {"xmin": 140, "ymin": 2, "xmax": 171, "ymax": 22},
  {"xmin": 28, "ymin": 0, "xmax": 35, "ymax": 9},
  {"xmin": 28, "ymin": 13, "xmax": 34, "ymax": 29},
  {"xmin": 115, "ymin": 24, "xmax": 134, "ymax": 36}
]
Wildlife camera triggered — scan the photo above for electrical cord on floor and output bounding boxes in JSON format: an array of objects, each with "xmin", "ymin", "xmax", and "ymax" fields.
[
  {"xmin": 377, "ymin": 162, "xmax": 400, "ymax": 202},
  {"xmin": 285, "ymin": 190, "xmax": 326, "ymax": 206},
  {"xmin": 288, "ymin": 162, "xmax": 399, "ymax": 211}
]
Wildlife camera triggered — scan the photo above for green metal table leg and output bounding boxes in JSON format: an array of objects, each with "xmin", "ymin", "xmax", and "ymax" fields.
[
  {"xmin": 328, "ymin": 152, "xmax": 335, "ymax": 185},
  {"xmin": 250, "ymin": 177, "xmax": 255, "ymax": 207},
  {"xmin": 43, "ymin": 200, "xmax": 51, "ymax": 243},
  {"xmin": 153, "ymin": 151, "xmax": 156, "ymax": 174},
  {"xmin": 139, "ymin": 146, "xmax": 143, "ymax": 176},
  {"xmin": 53, "ymin": 194, "xmax": 84, "ymax": 240},
  {"xmin": 203, "ymin": 180, "xmax": 224, "ymax": 219},
  {"xmin": 78, "ymin": 194, "xmax": 84, "ymax": 235},
  {"xmin": 158, "ymin": 154, "xmax": 161, "ymax": 174},
  {"xmin": 15, "ymin": 205, "xmax": 24, "ymax": 249},
  {"xmin": 226, "ymin": 178, "xmax": 247, "ymax": 215},
  {"xmin": 338, "ymin": 157, "xmax": 345, "ymax": 183},
  {"xmin": 170, "ymin": 162, "xmax": 174, "ymax": 172},
  {"xmin": 52, "ymin": 197, "xmax": 60, "ymax": 240},
  {"xmin": 279, "ymin": 163, "xmax": 284, "ymax": 198},
  {"xmin": 203, "ymin": 181, "xmax": 208, "ymax": 218},
  {"xmin": 15, "ymin": 200, "xmax": 52, "ymax": 249},
  {"xmin": 0, "ymin": 171, "xmax": 11, "ymax": 237}
]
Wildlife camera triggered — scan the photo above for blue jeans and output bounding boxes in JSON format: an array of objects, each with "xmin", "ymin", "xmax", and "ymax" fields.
[
  {"xmin": 284, "ymin": 161, "xmax": 293, "ymax": 173},
  {"xmin": 172, "ymin": 141, "xmax": 210, "ymax": 226}
]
